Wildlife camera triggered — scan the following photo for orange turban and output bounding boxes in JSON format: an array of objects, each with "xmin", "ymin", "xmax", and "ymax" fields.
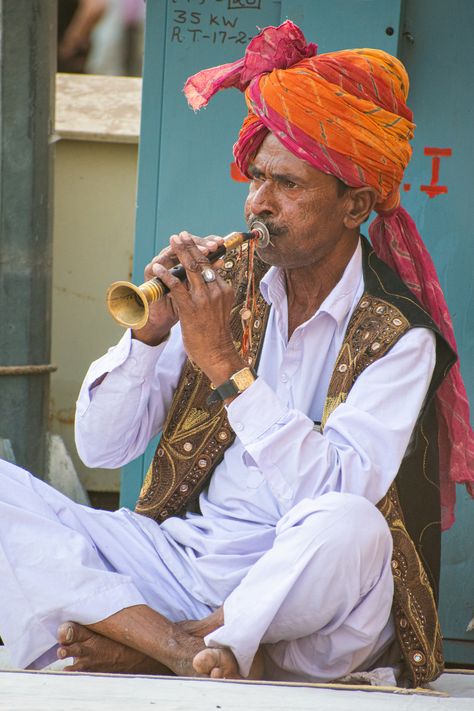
[
  {"xmin": 235, "ymin": 48, "xmax": 414, "ymax": 213},
  {"xmin": 185, "ymin": 21, "xmax": 414, "ymax": 211}
]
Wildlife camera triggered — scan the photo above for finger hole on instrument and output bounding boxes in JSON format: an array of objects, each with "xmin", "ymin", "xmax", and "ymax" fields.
[
  {"xmin": 153, "ymin": 263, "xmax": 187, "ymax": 293},
  {"xmin": 152, "ymin": 259, "xmax": 178, "ymax": 277}
]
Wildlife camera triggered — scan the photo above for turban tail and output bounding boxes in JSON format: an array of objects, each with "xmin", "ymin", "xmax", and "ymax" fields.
[{"xmin": 184, "ymin": 21, "xmax": 474, "ymax": 529}]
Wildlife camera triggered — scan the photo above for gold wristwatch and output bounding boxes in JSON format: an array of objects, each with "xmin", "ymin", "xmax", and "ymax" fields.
[{"xmin": 208, "ymin": 367, "xmax": 257, "ymax": 403}]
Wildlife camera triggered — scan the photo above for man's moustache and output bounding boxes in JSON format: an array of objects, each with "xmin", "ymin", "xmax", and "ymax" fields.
[{"xmin": 247, "ymin": 219, "xmax": 287, "ymax": 238}]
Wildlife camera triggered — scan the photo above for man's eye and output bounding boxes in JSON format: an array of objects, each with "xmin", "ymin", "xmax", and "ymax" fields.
[{"xmin": 284, "ymin": 180, "xmax": 297, "ymax": 189}]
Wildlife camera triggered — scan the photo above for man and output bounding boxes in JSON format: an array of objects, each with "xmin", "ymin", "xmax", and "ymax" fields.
[
  {"xmin": 0, "ymin": 22, "xmax": 471, "ymax": 684},
  {"xmin": 58, "ymin": 0, "xmax": 106, "ymax": 73}
]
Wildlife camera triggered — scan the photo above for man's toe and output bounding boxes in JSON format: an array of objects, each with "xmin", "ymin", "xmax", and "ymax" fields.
[
  {"xmin": 193, "ymin": 648, "xmax": 218, "ymax": 675},
  {"xmin": 57, "ymin": 622, "xmax": 75, "ymax": 644},
  {"xmin": 57, "ymin": 621, "xmax": 90, "ymax": 645},
  {"xmin": 57, "ymin": 646, "xmax": 69, "ymax": 660}
]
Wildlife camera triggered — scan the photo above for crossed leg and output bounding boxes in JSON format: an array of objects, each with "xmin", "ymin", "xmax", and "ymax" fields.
[
  {"xmin": 1, "ymin": 461, "xmax": 392, "ymax": 681},
  {"xmin": 54, "ymin": 493, "xmax": 392, "ymax": 681},
  {"xmin": 56, "ymin": 606, "xmax": 263, "ymax": 678}
]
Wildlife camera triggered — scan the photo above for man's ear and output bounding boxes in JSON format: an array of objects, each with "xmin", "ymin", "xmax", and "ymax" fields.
[{"xmin": 343, "ymin": 187, "xmax": 378, "ymax": 229}]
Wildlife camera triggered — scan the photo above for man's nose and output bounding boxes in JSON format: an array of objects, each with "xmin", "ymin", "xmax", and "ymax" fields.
[{"xmin": 247, "ymin": 180, "xmax": 276, "ymax": 216}]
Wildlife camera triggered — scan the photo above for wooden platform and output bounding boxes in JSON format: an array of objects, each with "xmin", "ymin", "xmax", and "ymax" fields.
[{"xmin": 0, "ymin": 669, "xmax": 473, "ymax": 711}]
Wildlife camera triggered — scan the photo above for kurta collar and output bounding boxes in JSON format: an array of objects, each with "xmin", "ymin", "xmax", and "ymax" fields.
[{"xmin": 259, "ymin": 239, "xmax": 364, "ymax": 330}]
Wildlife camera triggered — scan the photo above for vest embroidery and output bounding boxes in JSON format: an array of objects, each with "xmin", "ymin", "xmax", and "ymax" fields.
[{"xmin": 322, "ymin": 293, "xmax": 444, "ymax": 686}]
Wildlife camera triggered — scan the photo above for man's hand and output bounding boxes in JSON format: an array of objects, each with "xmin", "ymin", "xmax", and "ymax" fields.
[
  {"xmin": 132, "ymin": 233, "xmax": 225, "ymax": 348},
  {"xmin": 153, "ymin": 232, "xmax": 245, "ymax": 386}
]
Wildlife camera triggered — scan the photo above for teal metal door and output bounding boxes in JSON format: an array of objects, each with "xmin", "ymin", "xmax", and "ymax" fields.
[
  {"xmin": 120, "ymin": 0, "xmax": 473, "ymax": 664},
  {"xmin": 396, "ymin": 0, "xmax": 474, "ymax": 666}
]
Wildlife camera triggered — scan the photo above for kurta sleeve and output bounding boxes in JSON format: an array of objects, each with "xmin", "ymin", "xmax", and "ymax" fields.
[
  {"xmin": 75, "ymin": 325, "xmax": 187, "ymax": 468},
  {"xmin": 226, "ymin": 327, "xmax": 436, "ymax": 509}
]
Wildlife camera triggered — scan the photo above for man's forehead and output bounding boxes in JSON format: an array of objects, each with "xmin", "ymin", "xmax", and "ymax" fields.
[
  {"xmin": 252, "ymin": 133, "xmax": 306, "ymax": 169},
  {"xmin": 250, "ymin": 133, "xmax": 327, "ymax": 181}
]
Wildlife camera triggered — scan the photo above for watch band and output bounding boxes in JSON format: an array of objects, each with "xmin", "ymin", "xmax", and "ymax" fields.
[{"xmin": 207, "ymin": 367, "xmax": 257, "ymax": 403}]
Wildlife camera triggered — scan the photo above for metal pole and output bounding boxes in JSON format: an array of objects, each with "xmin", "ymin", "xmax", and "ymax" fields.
[{"xmin": 0, "ymin": 0, "xmax": 56, "ymax": 477}]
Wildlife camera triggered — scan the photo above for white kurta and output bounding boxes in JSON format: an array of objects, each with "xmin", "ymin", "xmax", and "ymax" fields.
[{"xmin": 0, "ymin": 243, "xmax": 436, "ymax": 679}]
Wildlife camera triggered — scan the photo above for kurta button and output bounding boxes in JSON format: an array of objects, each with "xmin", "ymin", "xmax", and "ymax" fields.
[
  {"xmin": 234, "ymin": 422, "xmax": 244, "ymax": 432},
  {"xmin": 281, "ymin": 373, "xmax": 288, "ymax": 382}
]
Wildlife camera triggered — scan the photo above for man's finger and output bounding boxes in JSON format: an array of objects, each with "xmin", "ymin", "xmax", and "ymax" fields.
[
  {"xmin": 146, "ymin": 234, "xmax": 224, "ymax": 280},
  {"xmin": 199, "ymin": 235, "xmax": 225, "ymax": 255},
  {"xmin": 145, "ymin": 238, "xmax": 180, "ymax": 277},
  {"xmin": 152, "ymin": 263, "xmax": 191, "ymax": 312},
  {"xmin": 170, "ymin": 232, "xmax": 220, "ymax": 291}
]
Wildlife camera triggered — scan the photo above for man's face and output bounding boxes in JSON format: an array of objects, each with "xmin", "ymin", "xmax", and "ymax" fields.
[{"xmin": 244, "ymin": 133, "xmax": 351, "ymax": 269}]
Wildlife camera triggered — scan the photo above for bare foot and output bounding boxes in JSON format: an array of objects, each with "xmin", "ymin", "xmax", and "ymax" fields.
[
  {"xmin": 64, "ymin": 604, "xmax": 256, "ymax": 680},
  {"xmin": 57, "ymin": 622, "xmax": 171, "ymax": 674},
  {"xmin": 193, "ymin": 647, "xmax": 264, "ymax": 680},
  {"xmin": 193, "ymin": 647, "xmax": 241, "ymax": 679}
]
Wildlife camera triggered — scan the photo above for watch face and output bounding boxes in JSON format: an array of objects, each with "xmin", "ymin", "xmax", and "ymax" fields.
[{"xmin": 232, "ymin": 368, "xmax": 256, "ymax": 392}]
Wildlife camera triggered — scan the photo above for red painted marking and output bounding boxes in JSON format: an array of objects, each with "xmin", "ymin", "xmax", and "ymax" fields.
[
  {"xmin": 230, "ymin": 161, "xmax": 250, "ymax": 183},
  {"xmin": 424, "ymin": 147, "xmax": 452, "ymax": 157},
  {"xmin": 403, "ymin": 183, "xmax": 411, "ymax": 192},
  {"xmin": 420, "ymin": 147, "xmax": 452, "ymax": 199}
]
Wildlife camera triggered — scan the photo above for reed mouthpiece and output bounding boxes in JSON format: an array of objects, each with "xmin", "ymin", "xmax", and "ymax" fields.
[{"xmin": 250, "ymin": 220, "xmax": 270, "ymax": 248}]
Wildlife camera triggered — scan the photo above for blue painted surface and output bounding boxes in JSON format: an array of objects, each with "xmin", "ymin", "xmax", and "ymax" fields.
[
  {"xmin": 281, "ymin": 0, "xmax": 402, "ymax": 52},
  {"xmin": 121, "ymin": 0, "xmax": 473, "ymax": 661},
  {"xmin": 440, "ymin": 489, "xmax": 474, "ymax": 663},
  {"xmin": 121, "ymin": 0, "xmax": 282, "ymax": 501},
  {"xmin": 397, "ymin": 0, "xmax": 474, "ymax": 662},
  {"xmin": 120, "ymin": 0, "xmax": 168, "ymax": 503}
]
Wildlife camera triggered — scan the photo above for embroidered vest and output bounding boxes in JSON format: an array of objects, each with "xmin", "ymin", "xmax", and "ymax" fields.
[{"xmin": 135, "ymin": 237, "xmax": 455, "ymax": 687}]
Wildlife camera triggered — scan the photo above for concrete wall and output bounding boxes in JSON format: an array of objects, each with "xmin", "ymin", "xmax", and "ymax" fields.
[{"xmin": 50, "ymin": 73, "xmax": 141, "ymax": 493}]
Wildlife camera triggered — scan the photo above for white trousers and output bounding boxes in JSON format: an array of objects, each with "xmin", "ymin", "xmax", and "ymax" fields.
[{"xmin": 0, "ymin": 460, "xmax": 395, "ymax": 680}]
